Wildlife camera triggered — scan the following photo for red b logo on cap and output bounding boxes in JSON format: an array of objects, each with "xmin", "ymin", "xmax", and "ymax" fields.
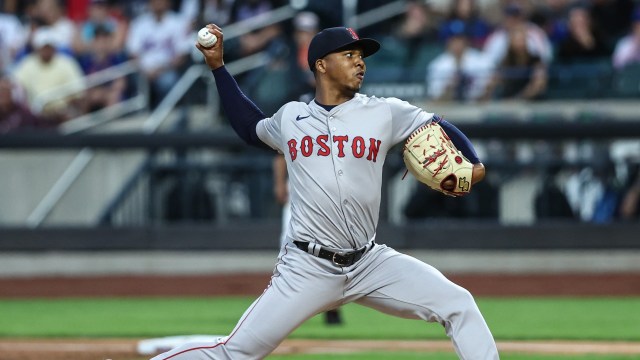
[{"xmin": 346, "ymin": 28, "xmax": 359, "ymax": 40}]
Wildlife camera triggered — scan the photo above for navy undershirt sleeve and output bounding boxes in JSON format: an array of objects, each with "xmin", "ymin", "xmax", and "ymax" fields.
[
  {"xmin": 434, "ymin": 116, "xmax": 481, "ymax": 164},
  {"xmin": 211, "ymin": 66, "xmax": 271, "ymax": 150}
]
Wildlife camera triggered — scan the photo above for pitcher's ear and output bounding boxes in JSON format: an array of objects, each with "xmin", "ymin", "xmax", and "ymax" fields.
[{"xmin": 315, "ymin": 58, "xmax": 326, "ymax": 73}]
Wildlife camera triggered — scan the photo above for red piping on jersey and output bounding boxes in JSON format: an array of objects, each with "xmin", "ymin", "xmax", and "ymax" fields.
[
  {"xmin": 158, "ymin": 297, "xmax": 262, "ymax": 359},
  {"xmin": 159, "ymin": 343, "xmax": 223, "ymax": 359},
  {"xmin": 158, "ymin": 247, "xmax": 289, "ymax": 359}
]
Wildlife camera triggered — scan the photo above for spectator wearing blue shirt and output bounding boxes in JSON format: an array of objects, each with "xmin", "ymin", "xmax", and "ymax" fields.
[
  {"xmin": 439, "ymin": 0, "xmax": 492, "ymax": 49},
  {"xmin": 77, "ymin": 24, "xmax": 127, "ymax": 112},
  {"xmin": 72, "ymin": 0, "xmax": 128, "ymax": 57}
]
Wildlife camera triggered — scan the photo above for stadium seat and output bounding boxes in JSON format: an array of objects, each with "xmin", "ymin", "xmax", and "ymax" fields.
[
  {"xmin": 546, "ymin": 59, "xmax": 613, "ymax": 100},
  {"xmin": 611, "ymin": 64, "xmax": 640, "ymax": 99}
]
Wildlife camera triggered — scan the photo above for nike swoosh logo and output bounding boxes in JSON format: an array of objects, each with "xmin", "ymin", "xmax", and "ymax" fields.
[{"xmin": 296, "ymin": 114, "xmax": 310, "ymax": 121}]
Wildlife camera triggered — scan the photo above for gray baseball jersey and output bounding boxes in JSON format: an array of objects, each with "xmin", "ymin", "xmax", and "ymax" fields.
[
  {"xmin": 150, "ymin": 94, "xmax": 499, "ymax": 360},
  {"xmin": 259, "ymin": 94, "xmax": 432, "ymax": 250}
]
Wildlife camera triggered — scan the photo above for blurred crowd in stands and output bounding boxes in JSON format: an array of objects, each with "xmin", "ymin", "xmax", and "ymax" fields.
[
  {"xmin": 1, "ymin": 0, "xmax": 639, "ymax": 131},
  {"xmin": 1, "ymin": 0, "xmax": 640, "ymax": 223}
]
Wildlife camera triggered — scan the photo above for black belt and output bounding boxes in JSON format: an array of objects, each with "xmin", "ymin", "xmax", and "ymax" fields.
[{"xmin": 293, "ymin": 240, "xmax": 375, "ymax": 267}]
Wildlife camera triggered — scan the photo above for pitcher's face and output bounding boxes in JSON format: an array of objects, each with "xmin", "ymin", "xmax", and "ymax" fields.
[{"xmin": 320, "ymin": 48, "xmax": 366, "ymax": 93}]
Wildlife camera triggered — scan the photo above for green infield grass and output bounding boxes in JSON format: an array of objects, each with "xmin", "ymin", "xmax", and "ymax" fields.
[{"xmin": 0, "ymin": 296, "xmax": 639, "ymax": 341}]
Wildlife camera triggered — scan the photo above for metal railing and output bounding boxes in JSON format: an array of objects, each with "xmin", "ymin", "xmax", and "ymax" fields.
[
  {"xmin": 25, "ymin": 148, "xmax": 95, "ymax": 226},
  {"xmin": 10, "ymin": 120, "xmax": 639, "ymax": 226},
  {"xmin": 23, "ymin": 1, "xmax": 414, "ymax": 227},
  {"xmin": 223, "ymin": 5, "xmax": 297, "ymax": 39},
  {"xmin": 24, "ymin": 55, "xmax": 269, "ymax": 227},
  {"xmin": 349, "ymin": 1, "xmax": 406, "ymax": 29},
  {"xmin": 23, "ymin": 0, "xmax": 300, "ymax": 228},
  {"xmin": 33, "ymin": 60, "xmax": 149, "ymax": 133},
  {"xmin": 25, "ymin": 61, "xmax": 149, "ymax": 226}
]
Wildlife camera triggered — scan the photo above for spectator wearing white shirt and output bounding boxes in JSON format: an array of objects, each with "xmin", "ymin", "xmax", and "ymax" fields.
[
  {"xmin": 483, "ymin": 3, "xmax": 552, "ymax": 67},
  {"xmin": 612, "ymin": 8, "xmax": 640, "ymax": 70},
  {"xmin": 427, "ymin": 20, "xmax": 493, "ymax": 102},
  {"xmin": 126, "ymin": 0, "xmax": 192, "ymax": 107},
  {"xmin": 0, "ymin": 11, "xmax": 26, "ymax": 74}
]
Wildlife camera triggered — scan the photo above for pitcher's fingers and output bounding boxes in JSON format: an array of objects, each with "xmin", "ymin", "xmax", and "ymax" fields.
[{"xmin": 206, "ymin": 24, "xmax": 223, "ymax": 38}]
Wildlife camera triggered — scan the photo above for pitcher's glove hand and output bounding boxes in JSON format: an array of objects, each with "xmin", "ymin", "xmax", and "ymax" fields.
[{"xmin": 403, "ymin": 121, "xmax": 473, "ymax": 197}]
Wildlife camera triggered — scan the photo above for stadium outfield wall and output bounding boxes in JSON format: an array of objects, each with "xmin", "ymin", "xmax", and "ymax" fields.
[
  {"xmin": 1, "ymin": 222, "xmax": 639, "ymax": 251},
  {"xmin": 1, "ymin": 222, "xmax": 639, "ymax": 277}
]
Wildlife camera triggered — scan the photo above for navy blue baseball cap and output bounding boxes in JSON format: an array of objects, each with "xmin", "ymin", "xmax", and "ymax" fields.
[
  {"xmin": 307, "ymin": 27, "xmax": 380, "ymax": 71},
  {"xmin": 442, "ymin": 20, "xmax": 468, "ymax": 40}
]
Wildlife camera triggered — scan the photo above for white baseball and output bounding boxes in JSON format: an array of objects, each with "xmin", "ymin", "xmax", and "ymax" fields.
[{"xmin": 197, "ymin": 28, "xmax": 217, "ymax": 48}]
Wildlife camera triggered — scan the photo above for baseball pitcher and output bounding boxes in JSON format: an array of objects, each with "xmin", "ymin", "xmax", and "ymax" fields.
[{"xmin": 151, "ymin": 24, "xmax": 499, "ymax": 360}]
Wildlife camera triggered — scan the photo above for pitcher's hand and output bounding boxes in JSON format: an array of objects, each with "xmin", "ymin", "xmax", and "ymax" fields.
[{"xmin": 196, "ymin": 24, "xmax": 224, "ymax": 70}]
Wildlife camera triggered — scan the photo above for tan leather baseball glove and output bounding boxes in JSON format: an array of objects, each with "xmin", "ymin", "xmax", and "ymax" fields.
[{"xmin": 403, "ymin": 122, "xmax": 474, "ymax": 197}]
